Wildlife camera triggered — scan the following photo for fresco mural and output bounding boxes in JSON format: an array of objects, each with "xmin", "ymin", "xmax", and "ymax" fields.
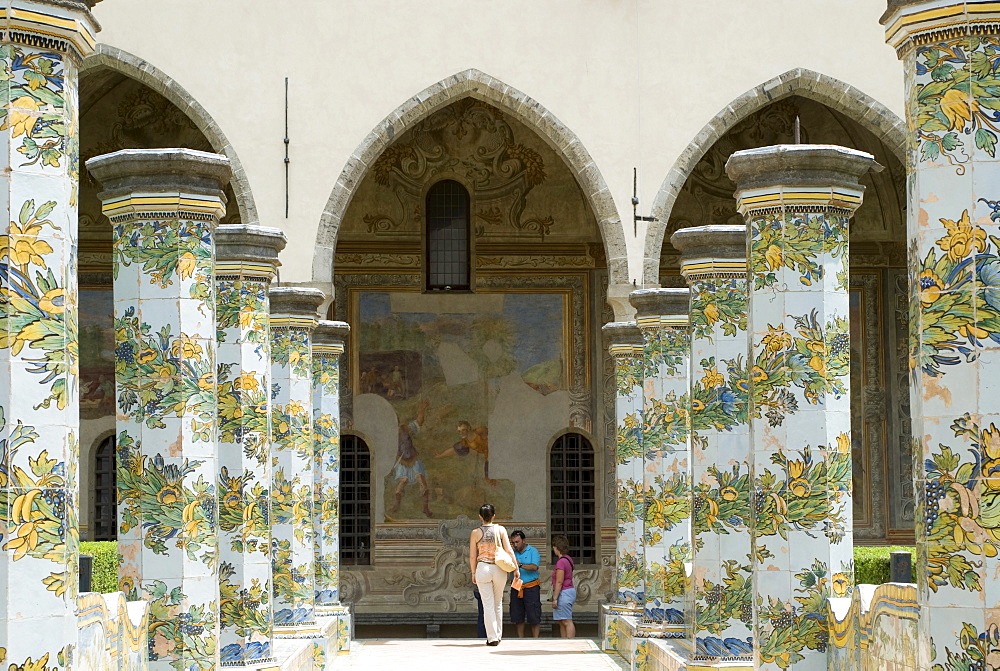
[
  {"xmin": 354, "ymin": 290, "xmax": 567, "ymax": 521},
  {"xmin": 80, "ymin": 288, "xmax": 116, "ymax": 419}
]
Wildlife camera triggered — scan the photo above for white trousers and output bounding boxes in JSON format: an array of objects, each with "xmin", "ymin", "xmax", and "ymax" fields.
[{"xmin": 476, "ymin": 562, "xmax": 507, "ymax": 642}]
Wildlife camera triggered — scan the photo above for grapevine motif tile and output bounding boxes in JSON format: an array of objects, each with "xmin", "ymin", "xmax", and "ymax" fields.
[
  {"xmin": 911, "ymin": 37, "xmax": 1000, "ymax": 170},
  {"xmin": 89, "ymin": 149, "xmax": 231, "ymax": 671},
  {"xmin": 0, "ymin": 45, "xmax": 71, "ymax": 174},
  {"xmin": 729, "ymin": 144, "xmax": 873, "ymax": 670},
  {"xmin": 268, "ymin": 293, "xmax": 323, "ymax": 630},
  {"xmin": 675, "ymin": 232, "xmax": 754, "ymax": 661},
  {"xmin": 888, "ymin": 8, "xmax": 1000, "ymax": 666},
  {"xmin": 214, "ymin": 240, "xmax": 281, "ymax": 666},
  {"xmin": 632, "ymin": 295, "xmax": 691, "ymax": 634},
  {"xmin": 607, "ymin": 327, "xmax": 646, "ymax": 608},
  {"xmin": 312, "ymin": 329, "xmax": 346, "ymax": 610},
  {"xmin": 0, "ymin": 15, "xmax": 94, "ymax": 669}
]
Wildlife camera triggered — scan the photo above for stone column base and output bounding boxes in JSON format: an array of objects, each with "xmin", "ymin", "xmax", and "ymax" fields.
[
  {"xmin": 274, "ymin": 612, "xmax": 352, "ymax": 671},
  {"xmin": 603, "ymin": 605, "xmax": 753, "ymax": 671},
  {"xmin": 77, "ymin": 592, "xmax": 150, "ymax": 671}
]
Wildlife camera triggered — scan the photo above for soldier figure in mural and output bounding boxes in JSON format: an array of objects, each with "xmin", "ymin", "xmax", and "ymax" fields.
[
  {"xmin": 390, "ymin": 399, "xmax": 433, "ymax": 517},
  {"xmin": 436, "ymin": 420, "xmax": 496, "ymax": 486}
]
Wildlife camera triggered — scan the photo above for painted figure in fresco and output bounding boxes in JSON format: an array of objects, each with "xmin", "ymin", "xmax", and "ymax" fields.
[
  {"xmin": 436, "ymin": 421, "xmax": 496, "ymax": 486},
  {"xmin": 360, "ymin": 366, "xmax": 378, "ymax": 394},
  {"xmin": 390, "ymin": 399, "xmax": 433, "ymax": 517}
]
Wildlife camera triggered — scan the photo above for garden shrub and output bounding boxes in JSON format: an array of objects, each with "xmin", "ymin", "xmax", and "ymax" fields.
[
  {"xmin": 80, "ymin": 541, "xmax": 118, "ymax": 594},
  {"xmin": 853, "ymin": 545, "xmax": 916, "ymax": 584}
]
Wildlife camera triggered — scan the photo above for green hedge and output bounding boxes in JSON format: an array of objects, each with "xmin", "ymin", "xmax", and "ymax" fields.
[
  {"xmin": 76, "ymin": 541, "xmax": 915, "ymax": 594},
  {"xmin": 80, "ymin": 541, "xmax": 119, "ymax": 594},
  {"xmin": 854, "ymin": 546, "xmax": 916, "ymax": 584}
]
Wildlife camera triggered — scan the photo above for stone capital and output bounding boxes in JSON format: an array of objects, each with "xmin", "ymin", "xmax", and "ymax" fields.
[
  {"xmin": 671, "ymin": 225, "xmax": 746, "ymax": 281},
  {"xmin": 602, "ymin": 321, "xmax": 643, "ymax": 349},
  {"xmin": 629, "ymin": 288, "xmax": 690, "ymax": 320},
  {"xmin": 2, "ymin": 0, "xmax": 100, "ymax": 60},
  {"xmin": 313, "ymin": 320, "xmax": 350, "ymax": 350},
  {"xmin": 882, "ymin": 1, "xmax": 990, "ymax": 55},
  {"xmin": 86, "ymin": 149, "xmax": 232, "ymax": 218},
  {"xmin": 215, "ymin": 224, "xmax": 287, "ymax": 272},
  {"xmin": 726, "ymin": 144, "xmax": 878, "ymax": 216},
  {"xmin": 269, "ymin": 286, "xmax": 325, "ymax": 319}
]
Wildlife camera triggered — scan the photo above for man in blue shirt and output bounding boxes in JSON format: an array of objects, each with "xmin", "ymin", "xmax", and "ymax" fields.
[{"xmin": 509, "ymin": 530, "xmax": 541, "ymax": 637}]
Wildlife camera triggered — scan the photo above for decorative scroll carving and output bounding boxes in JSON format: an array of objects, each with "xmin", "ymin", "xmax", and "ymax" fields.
[
  {"xmin": 364, "ymin": 99, "xmax": 556, "ymax": 239},
  {"xmin": 889, "ymin": 269, "xmax": 915, "ymax": 534},
  {"xmin": 386, "ymin": 546, "xmax": 469, "ymax": 610},
  {"xmin": 476, "ymin": 255, "xmax": 593, "ymax": 269},
  {"xmin": 336, "ymin": 253, "xmax": 422, "ymax": 268},
  {"xmin": 852, "ymin": 271, "xmax": 887, "ymax": 540}
]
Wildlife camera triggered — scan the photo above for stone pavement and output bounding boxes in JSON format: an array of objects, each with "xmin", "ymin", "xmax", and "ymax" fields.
[{"xmin": 337, "ymin": 638, "xmax": 629, "ymax": 669}]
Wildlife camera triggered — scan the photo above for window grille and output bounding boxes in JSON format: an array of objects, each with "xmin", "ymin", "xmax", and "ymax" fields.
[
  {"xmin": 94, "ymin": 436, "xmax": 117, "ymax": 541},
  {"xmin": 426, "ymin": 179, "xmax": 471, "ymax": 290},
  {"xmin": 549, "ymin": 432, "xmax": 596, "ymax": 563},
  {"xmin": 340, "ymin": 434, "xmax": 372, "ymax": 565}
]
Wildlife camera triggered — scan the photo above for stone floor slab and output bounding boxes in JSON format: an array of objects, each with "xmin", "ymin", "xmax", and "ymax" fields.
[{"xmin": 339, "ymin": 638, "xmax": 629, "ymax": 670}]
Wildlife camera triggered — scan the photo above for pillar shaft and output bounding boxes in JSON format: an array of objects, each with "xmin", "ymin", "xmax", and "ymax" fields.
[
  {"xmin": 88, "ymin": 149, "xmax": 232, "ymax": 671},
  {"xmin": 214, "ymin": 225, "xmax": 286, "ymax": 666},
  {"xmin": 884, "ymin": 2, "xmax": 1000, "ymax": 665},
  {"xmin": 673, "ymin": 226, "xmax": 754, "ymax": 662},
  {"xmin": 604, "ymin": 322, "xmax": 647, "ymax": 614},
  {"xmin": 269, "ymin": 287, "xmax": 325, "ymax": 633},
  {"xmin": 728, "ymin": 144, "xmax": 874, "ymax": 669},
  {"xmin": 630, "ymin": 288, "xmax": 691, "ymax": 637},
  {"xmin": 311, "ymin": 320, "xmax": 349, "ymax": 613},
  {"xmin": 0, "ymin": 3, "xmax": 96, "ymax": 669}
]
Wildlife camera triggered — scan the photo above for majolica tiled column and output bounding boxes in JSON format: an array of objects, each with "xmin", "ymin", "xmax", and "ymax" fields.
[
  {"xmin": 0, "ymin": 4, "xmax": 96, "ymax": 669},
  {"xmin": 727, "ymin": 145, "xmax": 874, "ymax": 669},
  {"xmin": 311, "ymin": 320, "xmax": 349, "ymax": 614},
  {"xmin": 269, "ymin": 287, "xmax": 325, "ymax": 634},
  {"xmin": 603, "ymin": 322, "xmax": 647, "ymax": 616},
  {"xmin": 88, "ymin": 149, "xmax": 232, "ymax": 671},
  {"xmin": 629, "ymin": 288, "xmax": 691, "ymax": 638},
  {"xmin": 215, "ymin": 225, "xmax": 286, "ymax": 667},
  {"xmin": 884, "ymin": 3, "xmax": 1000, "ymax": 665},
  {"xmin": 672, "ymin": 225, "xmax": 754, "ymax": 662}
]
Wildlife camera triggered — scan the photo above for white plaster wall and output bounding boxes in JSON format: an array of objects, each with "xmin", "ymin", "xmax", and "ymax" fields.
[{"xmin": 89, "ymin": 0, "xmax": 902, "ymax": 286}]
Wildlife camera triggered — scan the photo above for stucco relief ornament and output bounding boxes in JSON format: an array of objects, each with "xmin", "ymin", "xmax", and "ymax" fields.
[{"xmin": 364, "ymin": 99, "xmax": 554, "ymax": 238}]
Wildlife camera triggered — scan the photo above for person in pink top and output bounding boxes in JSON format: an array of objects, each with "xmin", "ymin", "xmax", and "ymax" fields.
[{"xmin": 550, "ymin": 534, "xmax": 576, "ymax": 638}]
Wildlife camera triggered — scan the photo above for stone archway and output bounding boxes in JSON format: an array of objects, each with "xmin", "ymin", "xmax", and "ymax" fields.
[
  {"xmin": 641, "ymin": 67, "xmax": 907, "ymax": 285},
  {"xmin": 311, "ymin": 68, "xmax": 626, "ymax": 291},
  {"xmin": 81, "ymin": 44, "xmax": 259, "ymax": 227}
]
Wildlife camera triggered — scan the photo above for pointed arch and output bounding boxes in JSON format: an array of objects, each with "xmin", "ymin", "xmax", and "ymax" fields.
[
  {"xmin": 80, "ymin": 44, "xmax": 259, "ymax": 227},
  {"xmin": 312, "ymin": 68, "xmax": 626, "ymax": 286},
  {"xmin": 642, "ymin": 68, "xmax": 907, "ymax": 285}
]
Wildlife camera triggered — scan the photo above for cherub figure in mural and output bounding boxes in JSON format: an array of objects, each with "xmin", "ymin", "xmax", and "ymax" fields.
[
  {"xmin": 436, "ymin": 421, "xmax": 496, "ymax": 486},
  {"xmin": 390, "ymin": 399, "xmax": 433, "ymax": 518}
]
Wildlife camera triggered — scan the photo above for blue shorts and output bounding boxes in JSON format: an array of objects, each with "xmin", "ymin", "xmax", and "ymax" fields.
[
  {"xmin": 510, "ymin": 584, "xmax": 541, "ymax": 625},
  {"xmin": 553, "ymin": 587, "xmax": 576, "ymax": 621},
  {"xmin": 393, "ymin": 460, "xmax": 427, "ymax": 481}
]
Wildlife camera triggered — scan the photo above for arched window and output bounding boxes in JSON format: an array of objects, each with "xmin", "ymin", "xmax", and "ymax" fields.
[
  {"xmin": 340, "ymin": 434, "xmax": 372, "ymax": 565},
  {"xmin": 549, "ymin": 432, "xmax": 596, "ymax": 563},
  {"xmin": 425, "ymin": 179, "xmax": 471, "ymax": 290},
  {"xmin": 93, "ymin": 436, "xmax": 117, "ymax": 541}
]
